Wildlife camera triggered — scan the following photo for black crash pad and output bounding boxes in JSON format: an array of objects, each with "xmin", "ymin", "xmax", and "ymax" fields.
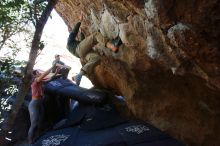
[
  {"xmin": 32, "ymin": 103, "xmax": 184, "ymax": 146},
  {"xmin": 44, "ymin": 79, "xmax": 107, "ymax": 105},
  {"xmin": 33, "ymin": 121, "xmax": 184, "ymax": 146}
]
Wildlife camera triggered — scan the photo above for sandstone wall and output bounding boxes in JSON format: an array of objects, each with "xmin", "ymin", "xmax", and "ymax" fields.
[{"xmin": 56, "ymin": 0, "xmax": 220, "ymax": 145}]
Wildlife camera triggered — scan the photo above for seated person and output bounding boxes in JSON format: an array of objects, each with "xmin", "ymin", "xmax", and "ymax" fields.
[{"xmin": 52, "ymin": 54, "xmax": 71, "ymax": 79}]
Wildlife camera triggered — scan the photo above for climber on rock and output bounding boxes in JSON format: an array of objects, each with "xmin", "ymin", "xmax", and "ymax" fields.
[{"xmin": 67, "ymin": 11, "xmax": 122, "ymax": 86}]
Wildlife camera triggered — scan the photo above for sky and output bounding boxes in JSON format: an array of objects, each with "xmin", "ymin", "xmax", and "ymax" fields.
[
  {"xmin": 38, "ymin": 10, "xmax": 93, "ymax": 88},
  {"xmin": 0, "ymin": 10, "xmax": 93, "ymax": 88}
]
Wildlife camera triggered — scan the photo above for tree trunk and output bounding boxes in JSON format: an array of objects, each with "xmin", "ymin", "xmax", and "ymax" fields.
[{"xmin": 2, "ymin": 0, "xmax": 59, "ymax": 131}]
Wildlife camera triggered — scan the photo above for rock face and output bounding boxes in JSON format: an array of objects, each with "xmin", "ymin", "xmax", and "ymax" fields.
[{"xmin": 55, "ymin": 0, "xmax": 220, "ymax": 145}]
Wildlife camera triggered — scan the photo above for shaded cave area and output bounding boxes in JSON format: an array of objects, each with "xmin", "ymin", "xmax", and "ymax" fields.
[
  {"xmin": 1, "ymin": 0, "xmax": 219, "ymax": 146},
  {"xmin": 55, "ymin": 0, "xmax": 220, "ymax": 145}
]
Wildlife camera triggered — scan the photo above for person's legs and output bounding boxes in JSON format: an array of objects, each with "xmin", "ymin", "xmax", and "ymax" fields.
[
  {"xmin": 38, "ymin": 100, "xmax": 44, "ymax": 130},
  {"xmin": 72, "ymin": 53, "xmax": 100, "ymax": 85},
  {"xmin": 76, "ymin": 32, "xmax": 107, "ymax": 58},
  {"xmin": 28, "ymin": 99, "xmax": 41, "ymax": 144},
  {"xmin": 77, "ymin": 32, "xmax": 122, "ymax": 59},
  {"xmin": 76, "ymin": 32, "xmax": 98, "ymax": 58},
  {"xmin": 72, "ymin": 73, "xmax": 82, "ymax": 86},
  {"xmin": 81, "ymin": 53, "xmax": 100, "ymax": 76},
  {"xmin": 94, "ymin": 32, "xmax": 122, "ymax": 53}
]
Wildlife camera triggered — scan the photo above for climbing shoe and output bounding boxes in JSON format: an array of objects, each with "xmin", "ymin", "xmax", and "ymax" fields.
[
  {"xmin": 72, "ymin": 74, "xmax": 82, "ymax": 86},
  {"xmin": 110, "ymin": 36, "xmax": 122, "ymax": 53}
]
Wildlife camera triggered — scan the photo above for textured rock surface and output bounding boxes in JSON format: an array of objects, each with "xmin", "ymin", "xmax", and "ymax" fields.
[{"xmin": 56, "ymin": 0, "xmax": 220, "ymax": 145}]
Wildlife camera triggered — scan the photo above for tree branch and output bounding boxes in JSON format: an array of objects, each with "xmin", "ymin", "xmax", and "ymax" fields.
[{"xmin": 2, "ymin": 0, "xmax": 59, "ymax": 131}]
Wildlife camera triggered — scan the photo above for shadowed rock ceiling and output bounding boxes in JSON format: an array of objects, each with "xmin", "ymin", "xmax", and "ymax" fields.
[{"xmin": 55, "ymin": 0, "xmax": 220, "ymax": 145}]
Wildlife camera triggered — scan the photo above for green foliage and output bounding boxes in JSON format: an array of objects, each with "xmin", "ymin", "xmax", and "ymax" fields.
[
  {"xmin": 0, "ymin": 0, "xmax": 48, "ymax": 50},
  {"xmin": 0, "ymin": 56, "xmax": 25, "ymax": 96},
  {"xmin": 0, "ymin": 0, "xmax": 29, "ymax": 49},
  {"xmin": 0, "ymin": 0, "xmax": 57, "ymax": 132},
  {"xmin": 38, "ymin": 40, "xmax": 45, "ymax": 50},
  {"xmin": 0, "ymin": 0, "xmax": 48, "ymax": 96},
  {"xmin": 0, "ymin": 56, "xmax": 25, "ymax": 76}
]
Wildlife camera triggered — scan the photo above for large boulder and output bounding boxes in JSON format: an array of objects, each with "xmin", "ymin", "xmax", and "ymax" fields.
[{"xmin": 55, "ymin": 0, "xmax": 220, "ymax": 145}]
